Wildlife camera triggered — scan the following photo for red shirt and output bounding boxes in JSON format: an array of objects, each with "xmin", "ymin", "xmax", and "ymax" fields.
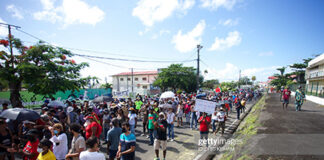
[
  {"xmin": 282, "ymin": 89, "xmax": 291, "ymax": 100},
  {"xmin": 85, "ymin": 121, "xmax": 101, "ymax": 139},
  {"xmin": 23, "ymin": 139, "xmax": 39, "ymax": 160},
  {"xmin": 199, "ymin": 116, "xmax": 211, "ymax": 132}
]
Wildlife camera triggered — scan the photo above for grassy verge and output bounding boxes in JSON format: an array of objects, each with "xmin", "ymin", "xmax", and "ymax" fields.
[
  {"xmin": 220, "ymin": 95, "xmax": 266, "ymax": 160},
  {"xmin": 0, "ymin": 91, "xmax": 44, "ymax": 102}
]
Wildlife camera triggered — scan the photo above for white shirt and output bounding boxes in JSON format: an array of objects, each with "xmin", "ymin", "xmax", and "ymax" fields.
[
  {"xmin": 217, "ymin": 112, "xmax": 226, "ymax": 122},
  {"xmin": 79, "ymin": 150, "xmax": 105, "ymax": 160},
  {"xmin": 167, "ymin": 112, "xmax": 175, "ymax": 124},
  {"xmin": 211, "ymin": 112, "xmax": 218, "ymax": 120},
  {"xmin": 128, "ymin": 113, "xmax": 137, "ymax": 125},
  {"xmin": 50, "ymin": 133, "xmax": 68, "ymax": 160}
]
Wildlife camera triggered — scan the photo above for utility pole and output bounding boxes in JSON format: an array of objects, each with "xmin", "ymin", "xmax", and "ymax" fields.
[
  {"xmin": 239, "ymin": 69, "xmax": 241, "ymax": 89},
  {"xmin": 197, "ymin": 44, "xmax": 203, "ymax": 93},
  {"xmin": 131, "ymin": 68, "xmax": 134, "ymax": 96},
  {"xmin": 0, "ymin": 23, "xmax": 21, "ymax": 68}
]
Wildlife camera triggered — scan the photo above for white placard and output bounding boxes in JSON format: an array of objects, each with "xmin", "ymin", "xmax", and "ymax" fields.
[{"xmin": 195, "ymin": 99, "xmax": 217, "ymax": 114}]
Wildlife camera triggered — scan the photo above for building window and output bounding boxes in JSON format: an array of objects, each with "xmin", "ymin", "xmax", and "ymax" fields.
[
  {"xmin": 142, "ymin": 77, "xmax": 147, "ymax": 81},
  {"xmin": 120, "ymin": 78, "xmax": 124, "ymax": 81},
  {"xmin": 127, "ymin": 78, "xmax": 131, "ymax": 81},
  {"xmin": 135, "ymin": 77, "xmax": 138, "ymax": 81},
  {"xmin": 143, "ymin": 85, "xmax": 147, "ymax": 89}
]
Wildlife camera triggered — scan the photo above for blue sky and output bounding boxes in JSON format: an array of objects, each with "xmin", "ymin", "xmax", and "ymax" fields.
[{"xmin": 1, "ymin": 0, "xmax": 324, "ymax": 82}]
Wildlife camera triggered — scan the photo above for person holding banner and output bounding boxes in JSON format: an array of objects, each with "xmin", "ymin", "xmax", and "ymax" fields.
[{"xmin": 198, "ymin": 112, "xmax": 211, "ymax": 147}]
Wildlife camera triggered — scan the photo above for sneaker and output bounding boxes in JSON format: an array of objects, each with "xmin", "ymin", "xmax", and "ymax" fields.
[
  {"xmin": 154, "ymin": 158, "xmax": 160, "ymax": 160},
  {"xmin": 146, "ymin": 135, "xmax": 150, "ymax": 138},
  {"xmin": 167, "ymin": 138, "xmax": 170, "ymax": 140},
  {"xmin": 171, "ymin": 139, "xmax": 174, "ymax": 142},
  {"xmin": 141, "ymin": 134, "xmax": 145, "ymax": 136}
]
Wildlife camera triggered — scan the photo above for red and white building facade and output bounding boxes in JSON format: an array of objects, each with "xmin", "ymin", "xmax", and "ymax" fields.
[{"xmin": 111, "ymin": 71, "xmax": 158, "ymax": 96}]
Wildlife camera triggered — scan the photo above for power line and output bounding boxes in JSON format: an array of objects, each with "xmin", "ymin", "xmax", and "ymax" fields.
[
  {"xmin": 14, "ymin": 28, "xmax": 196, "ymax": 63},
  {"xmin": 79, "ymin": 55, "xmax": 159, "ymax": 70},
  {"xmin": 73, "ymin": 53, "xmax": 195, "ymax": 63}
]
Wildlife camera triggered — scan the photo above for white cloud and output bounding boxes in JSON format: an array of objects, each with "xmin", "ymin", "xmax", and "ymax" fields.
[
  {"xmin": 33, "ymin": 0, "xmax": 104, "ymax": 26},
  {"xmin": 132, "ymin": 0, "xmax": 195, "ymax": 27},
  {"xmin": 209, "ymin": 31, "xmax": 241, "ymax": 51},
  {"xmin": 201, "ymin": 0, "xmax": 238, "ymax": 10},
  {"xmin": 0, "ymin": 18, "xmax": 8, "ymax": 36},
  {"xmin": 151, "ymin": 29, "xmax": 171, "ymax": 39},
  {"xmin": 6, "ymin": 4, "xmax": 24, "ymax": 19},
  {"xmin": 258, "ymin": 51, "xmax": 274, "ymax": 56},
  {"xmin": 172, "ymin": 20, "xmax": 206, "ymax": 53},
  {"xmin": 204, "ymin": 63, "xmax": 279, "ymax": 82},
  {"xmin": 219, "ymin": 18, "xmax": 239, "ymax": 26}
]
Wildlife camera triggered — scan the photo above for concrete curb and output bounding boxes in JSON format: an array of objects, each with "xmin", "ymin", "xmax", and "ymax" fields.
[{"xmin": 193, "ymin": 97, "xmax": 263, "ymax": 160}]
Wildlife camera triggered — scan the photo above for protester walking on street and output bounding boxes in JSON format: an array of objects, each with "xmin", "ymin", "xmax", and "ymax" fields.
[
  {"xmin": 295, "ymin": 86, "xmax": 306, "ymax": 111},
  {"xmin": 128, "ymin": 108, "xmax": 137, "ymax": 135},
  {"xmin": 148, "ymin": 108, "xmax": 156, "ymax": 145},
  {"xmin": 50, "ymin": 123, "xmax": 68, "ymax": 160},
  {"xmin": 79, "ymin": 137, "xmax": 105, "ymax": 160},
  {"xmin": 176, "ymin": 102, "xmax": 183, "ymax": 127},
  {"xmin": 211, "ymin": 109, "xmax": 218, "ymax": 134},
  {"xmin": 154, "ymin": 113, "xmax": 168, "ymax": 160},
  {"xmin": 166, "ymin": 108, "xmax": 175, "ymax": 141},
  {"xmin": 107, "ymin": 118, "xmax": 122, "ymax": 160},
  {"xmin": 65, "ymin": 123, "xmax": 85, "ymax": 160},
  {"xmin": 190, "ymin": 101, "xmax": 198, "ymax": 130},
  {"xmin": 215, "ymin": 108, "xmax": 226, "ymax": 136},
  {"xmin": 282, "ymin": 86, "xmax": 291, "ymax": 110},
  {"xmin": 117, "ymin": 122, "xmax": 136, "ymax": 160},
  {"xmin": 37, "ymin": 139, "xmax": 56, "ymax": 160},
  {"xmin": 198, "ymin": 112, "xmax": 211, "ymax": 147}
]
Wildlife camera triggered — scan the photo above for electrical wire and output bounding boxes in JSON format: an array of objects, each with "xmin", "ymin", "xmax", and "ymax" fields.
[{"xmin": 15, "ymin": 28, "xmax": 196, "ymax": 63}]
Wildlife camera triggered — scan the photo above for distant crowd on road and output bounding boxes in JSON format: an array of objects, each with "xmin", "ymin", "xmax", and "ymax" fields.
[{"xmin": 0, "ymin": 89, "xmax": 262, "ymax": 160}]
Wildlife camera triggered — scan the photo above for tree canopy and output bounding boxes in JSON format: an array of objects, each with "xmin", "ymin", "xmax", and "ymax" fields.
[
  {"xmin": 202, "ymin": 79, "xmax": 219, "ymax": 89},
  {"xmin": 0, "ymin": 36, "xmax": 92, "ymax": 107},
  {"xmin": 153, "ymin": 64, "xmax": 203, "ymax": 93}
]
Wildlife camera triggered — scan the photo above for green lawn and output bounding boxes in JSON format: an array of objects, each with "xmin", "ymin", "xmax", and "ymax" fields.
[{"xmin": 0, "ymin": 91, "xmax": 44, "ymax": 102}]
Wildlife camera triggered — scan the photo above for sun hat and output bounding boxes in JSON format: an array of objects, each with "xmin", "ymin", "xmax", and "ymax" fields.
[{"xmin": 67, "ymin": 106, "xmax": 74, "ymax": 113}]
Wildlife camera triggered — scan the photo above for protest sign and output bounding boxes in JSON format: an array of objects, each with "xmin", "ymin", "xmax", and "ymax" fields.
[{"xmin": 195, "ymin": 99, "xmax": 217, "ymax": 114}]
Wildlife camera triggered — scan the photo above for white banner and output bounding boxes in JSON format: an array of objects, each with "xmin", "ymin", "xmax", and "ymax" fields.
[{"xmin": 195, "ymin": 99, "xmax": 217, "ymax": 114}]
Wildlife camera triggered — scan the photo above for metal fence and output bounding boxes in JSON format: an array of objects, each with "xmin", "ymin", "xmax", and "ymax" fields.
[{"xmin": 290, "ymin": 83, "xmax": 324, "ymax": 98}]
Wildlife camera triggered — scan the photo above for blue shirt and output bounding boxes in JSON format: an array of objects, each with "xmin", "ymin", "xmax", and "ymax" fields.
[
  {"xmin": 107, "ymin": 127, "xmax": 122, "ymax": 150},
  {"xmin": 120, "ymin": 133, "xmax": 136, "ymax": 159}
]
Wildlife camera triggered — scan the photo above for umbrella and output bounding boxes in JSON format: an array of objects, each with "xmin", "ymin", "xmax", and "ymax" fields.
[
  {"xmin": 92, "ymin": 96, "xmax": 113, "ymax": 103},
  {"xmin": 160, "ymin": 91, "xmax": 175, "ymax": 99},
  {"xmin": 196, "ymin": 93, "xmax": 206, "ymax": 99},
  {"xmin": 0, "ymin": 108, "xmax": 40, "ymax": 121},
  {"xmin": 158, "ymin": 103, "xmax": 172, "ymax": 109},
  {"xmin": 48, "ymin": 101, "xmax": 65, "ymax": 107}
]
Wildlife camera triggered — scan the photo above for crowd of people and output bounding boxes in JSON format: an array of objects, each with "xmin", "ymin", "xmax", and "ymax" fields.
[{"xmin": 0, "ymin": 89, "xmax": 262, "ymax": 160}]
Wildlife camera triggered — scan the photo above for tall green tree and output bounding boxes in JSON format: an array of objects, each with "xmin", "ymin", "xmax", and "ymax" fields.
[
  {"xmin": 153, "ymin": 64, "xmax": 203, "ymax": 93},
  {"xmin": 0, "ymin": 36, "xmax": 91, "ymax": 107},
  {"xmin": 202, "ymin": 79, "xmax": 219, "ymax": 89},
  {"xmin": 289, "ymin": 58, "xmax": 312, "ymax": 83},
  {"xmin": 101, "ymin": 83, "xmax": 112, "ymax": 89}
]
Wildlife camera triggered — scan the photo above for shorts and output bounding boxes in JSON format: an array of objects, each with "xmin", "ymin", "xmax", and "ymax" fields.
[
  {"xmin": 154, "ymin": 139, "xmax": 167, "ymax": 151},
  {"xmin": 109, "ymin": 149, "xmax": 118, "ymax": 159},
  {"xmin": 283, "ymin": 99, "xmax": 289, "ymax": 104}
]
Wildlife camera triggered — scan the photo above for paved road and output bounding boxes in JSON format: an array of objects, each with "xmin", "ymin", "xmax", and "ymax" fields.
[{"xmin": 243, "ymin": 93, "xmax": 324, "ymax": 160}]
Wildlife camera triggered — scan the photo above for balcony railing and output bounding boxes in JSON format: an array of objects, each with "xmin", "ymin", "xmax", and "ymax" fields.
[{"xmin": 308, "ymin": 70, "xmax": 324, "ymax": 79}]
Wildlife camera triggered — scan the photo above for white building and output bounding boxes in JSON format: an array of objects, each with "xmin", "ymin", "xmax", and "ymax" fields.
[
  {"xmin": 305, "ymin": 53, "xmax": 324, "ymax": 97},
  {"xmin": 111, "ymin": 71, "xmax": 159, "ymax": 96}
]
